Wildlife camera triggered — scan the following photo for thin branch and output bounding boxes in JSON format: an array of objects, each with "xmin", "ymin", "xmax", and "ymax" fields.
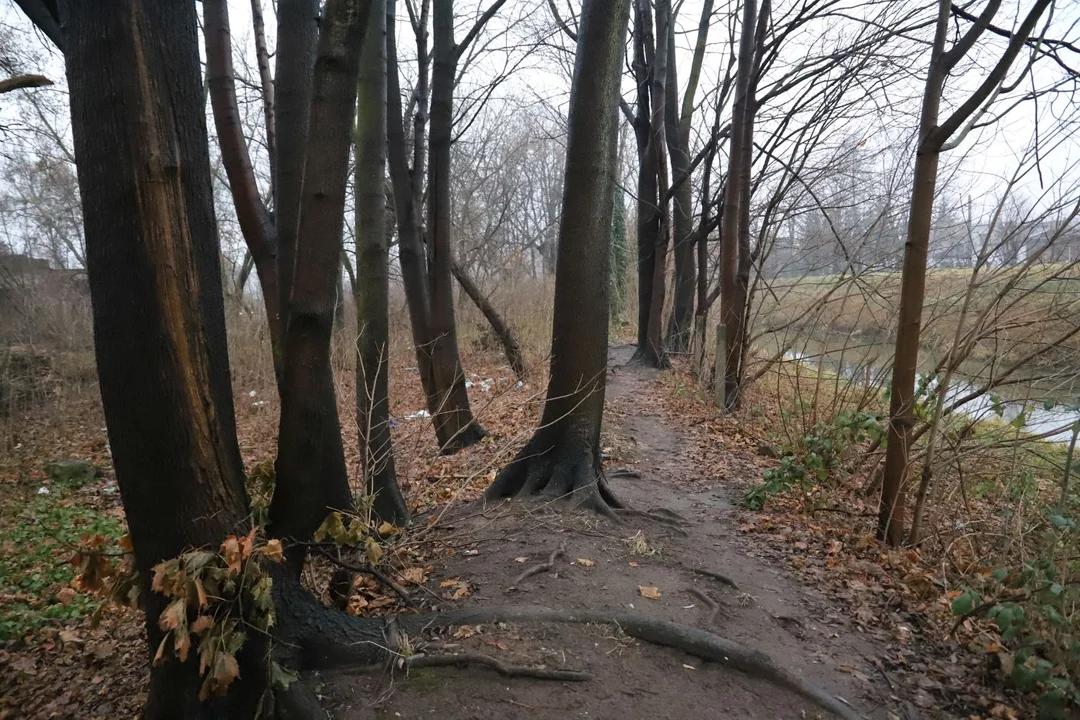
[{"xmin": 0, "ymin": 74, "xmax": 53, "ymax": 94}]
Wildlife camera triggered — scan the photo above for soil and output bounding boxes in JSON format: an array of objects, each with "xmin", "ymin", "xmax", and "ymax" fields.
[{"xmin": 321, "ymin": 346, "xmax": 907, "ymax": 720}]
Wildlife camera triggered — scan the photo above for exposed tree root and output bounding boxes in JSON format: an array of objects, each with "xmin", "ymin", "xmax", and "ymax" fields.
[
  {"xmin": 614, "ymin": 508, "xmax": 689, "ymax": 535},
  {"xmin": 513, "ymin": 543, "xmax": 566, "ymax": 587},
  {"xmin": 439, "ymin": 421, "xmax": 488, "ymax": 454},
  {"xmin": 606, "ymin": 467, "xmax": 641, "ymax": 479},
  {"xmin": 484, "ymin": 440, "xmax": 623, "ymax": 517},
  {"xmin": 686, "ymin": 587, "xmax": 721, "ymax": 626},
  {"xmin": 692, "ymin": 568, "xmax": 741, "ymax": 591},
  {"xmin": 288, "ymin": 593, "xmax": 859, "ymax": 720},
  {"xmin": 359, "ymin": 651, "xmax": 592, "ymax": 682}
]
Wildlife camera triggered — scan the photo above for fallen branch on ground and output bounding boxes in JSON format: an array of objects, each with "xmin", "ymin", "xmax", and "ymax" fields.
[
  {"xmin": 313, "ymin": 547, "xmax": 414, "ymax": 607},
  {"xmin": 513, "ymin": 542, "xmax": 566, "ymax": 587}
]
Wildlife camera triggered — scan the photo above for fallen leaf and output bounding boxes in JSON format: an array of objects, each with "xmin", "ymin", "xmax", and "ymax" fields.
[
  {"xmin": 514, "ymin": 557, "xmax": 528, "ymax": 563},
  {"xmin": 56, "ymin": 587, "xmax": 76, "ymax": 605},
  {"xmin": 453, "ymin": 625, "xmax": 481, "ymax": 639},
  {"xmin": 221, "ymin": 535, "xmax": 242, "ymax": 574},
  {"xmin": 263, "ymin": 539, "xmax": 284, "ymax": 563},
  {"xmin": 214, "ymin": 652, "xmax": 240, "ymax": 688},
  {"xmin": 575, "ymin": 558, "xmax": 595, "ymax": 567},
  {"xmin": 377, "ymin": 522, "xmax": 401, "ymax": 536},
  {"xmin": 453, "ymin": 585, "xmax": 470, "ymax": 599},
  {"xmin": 440, "ymin": 578, "xmax": 461, "ymax": 588},
  {"xmin": 628, "ymin": 561, "xmax": 639, "ymax": 567},
  {"xmin": 682, "ymin": 664, "xmax": 696, "ymax": 670},
  {"xmin": 485, "ymin": 640, "xmax": 509, "ymax": 651},
  {"xmin": 638, "ymin": 586, "xmax": 662, "ymax": 599},
  {"xmin": 400, "ymin": 567, "xmax": 426, "ymax": 584},
  {"xmin": 58, "ymin": 630, "xmax": 81, "ymax": 644}
]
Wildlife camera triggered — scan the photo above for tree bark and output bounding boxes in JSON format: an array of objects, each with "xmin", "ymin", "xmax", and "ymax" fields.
[
  {"xmin": 426, "ymin": 0, "xmax": 487, "ymax": 451},
  {"xmin": 272, "ymin": 0, "xmax": 375, "ymax": 569},
  {"xmin": 485, "ymin": 0, "xmax": 630, "ymax": 514},
  {"xmin": 57, "ymin": 1, "xmax": 266, "ymax": 713},
  {"xmin": 665, "ymin": 0, "xmax": 713, "ymax": 353},
  {"xmin": 385, "ymin": 0, "xmax": 440, "ymax": 413},
  {"xmin": 630, "ymin": 0, "xmax": 657, "ymax": 359},
  {"xmin": 719, "ymin": 0, "xmax": 756, "ymax": 409},
  {"xmin": 203, "ymin": 0, "xmax": 283, "ymax": 381},
  {"xmin": 355, "ymin": 0, "xmax": 409, "ymax": 525},
  {"xmin": 275, "ymin": 0, "xmax": 321, "ymax": 327},
  {"xmin": 640, "ymin": 0, "xmax": 671, "ymax": 369},
  {"xmin": 879, "ymin": 0, "xmax": 1050, "ymax": 545}
]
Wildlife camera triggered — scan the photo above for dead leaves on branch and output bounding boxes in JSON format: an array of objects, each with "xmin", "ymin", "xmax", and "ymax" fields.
[{"xmin": 143, "ymin": 528, "xmax": 282, "ymax": 700}]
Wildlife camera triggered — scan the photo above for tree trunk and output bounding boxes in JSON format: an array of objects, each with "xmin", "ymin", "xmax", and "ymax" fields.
[
  {"xmin": 426, "ymin": 0, "xmax": 487, "ymax": 451},
  {"xmin": 58, "ymin": 1, "xmax": 267, "ymax": 713},
  {"xmin": 641, "ymin": 0, "xmax": 671, "ymax": 369},
  {"xmin": 385, "ymin": 0, "xmax": 440, "ymax": 413},
  {"xmin": 272, "ymin": 0, "xmax": 375, "ymax": 569},
  {"xmin": 203, "ymin": 0, "xmax": 283, "ymax": 382},
  {"xmin": 275, "ymin": 0, "xmax": 320, "ymax": 327},
  {"xmin": 630, "ymin": 0, "xmax": 655, "ymax": 357},
  {"xmin": 356, "ymin": 0, "xmax": 409, "ymax": 525},
  {"xmin": 719, "ymin": 0, "xmax": 756, "ymax": 409},
  {"xmin": 485, "ymin": 0, "xmax": 630, "ymax": 514},
  {"xmin": 451, "ymin": 259, "xmax": 527, "ymax": 380},
  {"xmin": 666, "ymin": 0, "xmax": 713, "ymax": 353}
]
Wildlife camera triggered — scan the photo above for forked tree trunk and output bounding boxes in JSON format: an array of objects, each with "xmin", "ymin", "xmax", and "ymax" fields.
[
  {"xmin": 385, "ymin": 0, "xmax": 440, "ymax": 413},
  {"xmin": 426, "ymin": 0, "xmax": 487, "ymax": 450},
  {"xmin": 355, "ymin": 0, "xmax": 409, "ymax": 525},
  {"xmin": 485, "ymin": 0, "xmax": 630, "ymax": 514},
  {"xmin": 879, "ymin": 0, "xmax": 1050, "ymax": 545},
  {"xmin": 665, "ymin": 0, "xmax": 713, "ymax": 354},
  {"xmin": 58, "ymin": 2, "xmax": 268, "ymax": 713},
  {"xmin": 272, "ymin": 0, "xmax": 375, "ymax": 569}
]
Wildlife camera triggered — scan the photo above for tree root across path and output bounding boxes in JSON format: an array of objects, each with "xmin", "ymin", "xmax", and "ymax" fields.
[{"xmin": 288, "ymin": 592, "xmax": 860, "ymax": 720}]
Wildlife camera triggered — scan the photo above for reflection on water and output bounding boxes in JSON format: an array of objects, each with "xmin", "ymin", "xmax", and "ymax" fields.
[{"xmin": 773, "ymin": 341, "xmax": 1080, "ymax": 443}]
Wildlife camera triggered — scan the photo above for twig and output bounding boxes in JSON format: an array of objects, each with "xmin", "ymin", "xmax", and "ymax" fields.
[
  {"xmin": 396, "ymin": 652, "xmax": 592, "ymax": 681},
  {"xmin": 513, "ymin": 542, "xmax": 566, "ymax": 586},
  {"xmin": 687, "ymin": 587, "xmax": 721, "ymax": 625},
  {"xmin": 692, "ymin": 568, "xmax": 741, "ymax": 590},
  {"xmin": 314, "ymin": 548, "xmax": 414, "ymax": 607}
]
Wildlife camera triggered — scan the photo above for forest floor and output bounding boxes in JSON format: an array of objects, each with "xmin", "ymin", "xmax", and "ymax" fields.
[{"xmin": 0, "ymin": 342, "xmax": 1031, "ymax": 719}]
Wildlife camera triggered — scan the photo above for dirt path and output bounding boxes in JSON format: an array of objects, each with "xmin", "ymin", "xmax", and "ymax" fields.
[{"xmin": 325, "ymin": 345, "xmax": 903, "ymax": 719}]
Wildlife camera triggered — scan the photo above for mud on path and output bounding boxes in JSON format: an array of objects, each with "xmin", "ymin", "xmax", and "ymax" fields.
[{"xmin": 324, "ymin": 345, "xmax": 902, "ymax": 719}]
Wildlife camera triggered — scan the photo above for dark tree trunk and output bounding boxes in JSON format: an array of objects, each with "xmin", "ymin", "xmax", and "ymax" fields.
[
  {"xmin": 639, "ymin": 0, "xmax": 671, "ymax": 369},
  {"xmin": 385, "ymin": 0, "xmax": 440, "ymax": 414},
  {"xmin": 58, "ymin": 1, "xmax": 267, "ymax": 714},
  {"xmin": 719, "ymin": 0, "xmax": 756, "ymax": 409},
  {"xmin": 485, "ymin": 0, "xmax": 630, "ymax": 514},
  {"xmin": 665, "ymin": 0, "xmax": 712, "ymax": 353},
  {"xmin": 356, "ymin": 0, "xmax": 409, "ymax": 525},
  {"xmin": 272, "ymin": 0, "xmax": 375, "ymax": 570},
  {"xmin": 426, "ymin": 0, "xmax": 487, "ymax": 451},
  {"xmin": 451, "ymin": 258, "xmax": 526, "ymax": 380},
  {"xmin": 204, "ymin": 0, "xmax": 283, "ymax": 381},
  {"xmin": 275, "ymin": 0, "xmax": 320, "ymax": 325},
  {"xmin": 630, "ymin": 1, "xmax": 656, "ymax": 357}
]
